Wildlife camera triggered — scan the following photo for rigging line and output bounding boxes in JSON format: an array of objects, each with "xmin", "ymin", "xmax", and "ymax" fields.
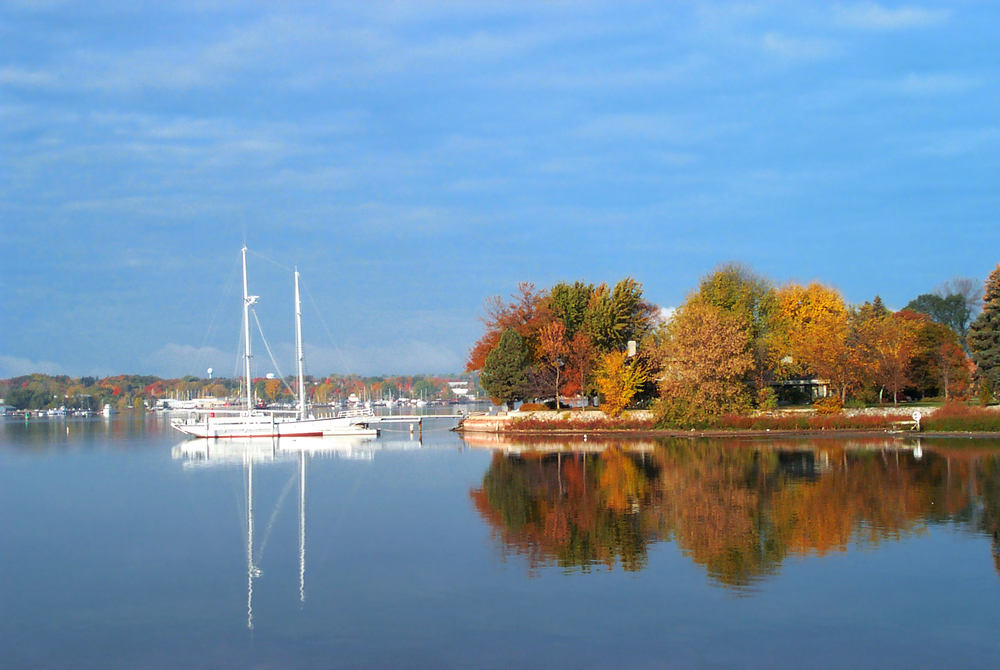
[
  {"xmin": 251, "ymin": 309, "xmax": 296, "ymax": 396},
  {"xmin": 189, "ymin": 254, "xmax": 241, "ymax": 379},
  {"xmin": 247, "ymin": 249, "xmax": 294, "ymax": 273},
  {"xmin": 300, "ymin": 278, "xmax": 353, "ymax": 376},
  {"xmin": 256, "ymin": 467, "xmax": 298, "ymax": 564},
  {"xmin": 233, "ymin": 324, "xmax": 245, "ymax": 383}
]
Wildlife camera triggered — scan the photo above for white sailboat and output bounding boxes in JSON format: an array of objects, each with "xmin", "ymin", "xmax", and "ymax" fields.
[{"xmin": 171, "ymin": 247, "xmax": 379, "ymax": 439}]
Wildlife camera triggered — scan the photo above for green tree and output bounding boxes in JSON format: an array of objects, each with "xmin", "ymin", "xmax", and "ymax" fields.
[
  {"xmin": 969, "ymin": 266, "xmax": 1000, "ymax": 391},
  {"xmin": 548, "ymin": 281, "xmax": 594, "ymax": 340},
  {"xmin": 412, "ymin": 378, "xmax": 440, "ymax": 400},
  {"xmin": 905, "ymin": 292, "xmax": 973, "ymax": 340},
  {"xmin": 481, "ymin": 329, "xmax": 530, "ymax": 408},
  {"xmin": 584, "ymin": 278, "xmax": 656, "ymax": 353}
]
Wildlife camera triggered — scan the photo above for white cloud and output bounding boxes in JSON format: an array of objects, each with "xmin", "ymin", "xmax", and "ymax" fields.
[
  {"xmin": 762, "ymin": 32, "xmax": 838, "ymax": 60},
  {"xmin": 0, "ymin": 67, "xmax": 57, "ymax": 87},
  {"xmin": 303, "ymin": 341, "xmax": 466, "ymax": 376},
  {"xmin": 148, "ymin": 344, "xmax": 235, "ymax": 379},
  {"xmin": 0, "ymin": 354, "xmax": 64, "ymax": 377},
  {"xmin": 894, "ymin": 72, "xmax": 980, "ymax": 95},
  {"xmin": 833, "ymin": 4, "xmax": 949, "ymax": 30},
  {"xmin": 573, "ymin": 114, "xmax": 709, "ymax": 144},
  {"xmin": 911, "ymin": 127, "xmax": 1000, "ymax": 157}
]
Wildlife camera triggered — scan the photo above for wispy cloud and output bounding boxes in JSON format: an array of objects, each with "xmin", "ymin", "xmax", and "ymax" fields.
[
  {"xmin": 0, "ymin": 66, "xmax": 57, "ymax": 87},
  {"xmin": 833, "ymin": 4, "xmax": 949, "ymax": 30},
  {"xmin": 910, "ymin": 127, "xmax": 1000, "ymax": 157},
  {"xmin": 761, "ymin": 32, "xmax": 839, "ymax": 60},
  {"xmin": 148, "ymin": 344, "xmax": 235, "ymax": 379},
  {"xmin": 573, "ymin": 113, "xmax": 718, "ymax": 144},
  {"xmin": 303, "ymin": 340, "xmax": 466, "ymax": 376},
  {"xmin": 0, "ymin": 354, "xmax": 64, "ymax": 378},
  {"xmin": 893, "ymin": 72, "xmax": 980, "ymax": 95}
]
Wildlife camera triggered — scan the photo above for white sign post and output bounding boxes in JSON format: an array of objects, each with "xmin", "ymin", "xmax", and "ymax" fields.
[{"xmin": 911, "ymin": 410, "xmax": 922, "ymax": 432}]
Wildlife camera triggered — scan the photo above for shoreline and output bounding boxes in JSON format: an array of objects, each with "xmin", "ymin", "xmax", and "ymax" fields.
[{"xmin": 456, "ymin": 409, "xmax": 1000, "ymax": 440}]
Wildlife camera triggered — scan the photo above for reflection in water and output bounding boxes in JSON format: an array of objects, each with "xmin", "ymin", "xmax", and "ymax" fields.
[
  {"xmin": 470, "ymin": 437, "xmax": 1000, "ymax": 590},
  {"xmin": 172, "ymin": 435, "xmax": 420, "ymax": 628}
]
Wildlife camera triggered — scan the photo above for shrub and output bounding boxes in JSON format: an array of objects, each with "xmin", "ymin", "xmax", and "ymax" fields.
[
  {"xmin": 813, "ymin": 396, "xmax": 843, "ymax": 415},
  {"xmin": 923, "ymin": 401, "xmax": 1000, "ymax": 432},
  {"xmin": 511, "ymin": 416, "xmax": 656, "ymax": 432},
  {"xmin": 755, "ymin": 387, "xmax": 778, "ymax": 411},
  {"xmin": 980, "ymin": 378, "xmax": 994, "ymax": 407},
  {"xmin": 517, "ymin": 402, "xmax": 547, "ymax": 412}
]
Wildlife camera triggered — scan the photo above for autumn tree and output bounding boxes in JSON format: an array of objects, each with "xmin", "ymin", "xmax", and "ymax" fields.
[
  {"xmin": 564, "ymin": 332, "xmax": 596, "ymax": 396},
  {"xmin": 537, "ymin": 321, "xmax": 569, "ymax": 408},
  {"xmin": 263, "ymin": 378, "xmax": 282, "ymax": 402},
  {"xmin": 775, "ymin": 282, "xmax": 869, "ymax": 402},
  {"xmin": 481, "ymin": 329, "xmax": 530, "ymax": 409},
  {"xmin": 594, "ymin": 350, "xmax": 648, "ymax": 418},
  {"xmin": 969, "ymin": 266, "xmax": 1000, "ymax": 391},
  {"xmin": 692, "ymin": 263, "xmax": 778, "ymax": 397},
  {"xmin": 864, "ymin": 311, "xmax": 918, "ymax": 405},
  {"xmin": 466, "ymin": 283, "xmax": 545, "ymax": 372},
  {"xmin": 902, "ymin": 311, "xmax": 970, "ymax": 399},
  {"xmin": 935, "ymin": 341, "xmax": 970, "ymax": 400},
  {"xmin": 655, "ymin": 300, "xmax": 754, "ymax": 427}
]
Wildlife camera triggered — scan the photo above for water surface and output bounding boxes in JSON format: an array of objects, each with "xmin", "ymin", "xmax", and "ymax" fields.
[{"xmin": 2, "ymin": 416, "xmax": 999, "ymax": 668}]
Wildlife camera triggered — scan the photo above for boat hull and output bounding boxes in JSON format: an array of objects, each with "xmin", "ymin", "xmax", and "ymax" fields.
[{"xmin": 171, "ymin": 413, "xmax": 379, "ymax": 439}]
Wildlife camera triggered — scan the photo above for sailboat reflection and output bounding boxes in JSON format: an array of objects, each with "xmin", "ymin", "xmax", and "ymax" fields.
[{"xmin": 172, "ymin": 434, "xmax": 410, "ymax": 628}]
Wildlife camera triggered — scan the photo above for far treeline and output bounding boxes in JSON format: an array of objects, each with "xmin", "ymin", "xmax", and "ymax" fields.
[
  {"xmin": 0, "ymin": 373, "xmax": 481, "ymax": 412},
  {"xmin": 467, "ymin": 263, "xmax": 1000, "ymax": 427}
]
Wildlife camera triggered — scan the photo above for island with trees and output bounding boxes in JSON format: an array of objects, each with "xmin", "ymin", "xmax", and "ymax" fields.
[{"xmin": 462, "ymin": 263, "xmax": 1000, "ymax": 434}]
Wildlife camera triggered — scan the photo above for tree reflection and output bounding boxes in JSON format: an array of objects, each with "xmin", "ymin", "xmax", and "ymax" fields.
[{"xmin": 469, "ymin": 439, "xmax": 999, "ymax": 589}]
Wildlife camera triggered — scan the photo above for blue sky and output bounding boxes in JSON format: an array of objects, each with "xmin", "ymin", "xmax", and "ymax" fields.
[{"xmin": 1, "ymin": 1, "xmax": 997, "ymax": 378}]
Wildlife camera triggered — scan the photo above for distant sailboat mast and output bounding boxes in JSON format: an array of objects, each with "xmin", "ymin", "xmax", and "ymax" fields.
[
  {"xmin": 295, "ymin": 269, "xmax": 307, "ymax": 421},
  {"xmin": 242, "ymin": 246, "xmax": 259, "ymax": 413}
]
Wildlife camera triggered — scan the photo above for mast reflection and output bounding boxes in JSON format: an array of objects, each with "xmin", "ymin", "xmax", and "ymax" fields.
[{"xmin": 172, "ymin": 434, "xmax": 398, "ymax": 628}]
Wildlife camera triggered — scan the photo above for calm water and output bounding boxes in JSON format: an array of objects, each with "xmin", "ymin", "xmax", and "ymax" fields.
[{"xmin": 2, "ymin": 416, "xmax": 1000, "ymax": 669}]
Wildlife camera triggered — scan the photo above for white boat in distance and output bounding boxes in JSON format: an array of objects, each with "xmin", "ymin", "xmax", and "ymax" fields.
[{"xmin": 171, "ymin": 247, "xmax": 379, "ymax": 439}]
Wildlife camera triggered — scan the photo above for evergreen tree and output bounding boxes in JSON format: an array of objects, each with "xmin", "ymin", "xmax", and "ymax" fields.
[
  {"xmin": 481, "ymin": 329, "xmax": 529, "ymax": 408},
  {"xmin": 969, "ymin": 266, "xmax": 1000, "ymax": 390}
]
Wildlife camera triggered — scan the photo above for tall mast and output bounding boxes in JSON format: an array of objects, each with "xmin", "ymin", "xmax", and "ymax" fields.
[
  {"xmin": 295, "ymin": 269, "xmax": 306, "ymax": 420},
  {"xmin": 242, "ymin": 247, "xmax": 258, "ymax": 412}
]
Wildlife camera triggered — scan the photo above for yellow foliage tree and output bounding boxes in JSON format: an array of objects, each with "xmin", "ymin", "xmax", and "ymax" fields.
[
  {"xmin": 264, "ymin": 378, "xmax": 282, "ymax": 401},
  {"xmin": 595, "ymin": 350, "xmax": 647, "ymax": 418},
  {"xmin": 771, "ymin": 282, "xmax": 848, "ymax": 378}
]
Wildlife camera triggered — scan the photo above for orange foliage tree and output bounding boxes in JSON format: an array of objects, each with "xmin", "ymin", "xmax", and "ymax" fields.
[
  {"xmin": 864, "ymin": 311, "xmax": 918, "ymax": 405},
  {"xmin": 537, "ymin": 321, "xmax": 570, "ymax": 408},
  {"xmin": 655, "ymin": 300, "xmax": 754, "ymax": 427},
  {"xmin": 466, "ymin": 283, "xmax": 545, "ymax": 372}
]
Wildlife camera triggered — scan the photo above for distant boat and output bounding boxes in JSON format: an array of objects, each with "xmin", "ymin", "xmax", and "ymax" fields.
[
  {"xmin": 102, "ymin": 404, "xmax": 115, "ymax": 417},
  {"xmin": 171, "ymin": 247, "xmax": 379, "ymax": 439}
]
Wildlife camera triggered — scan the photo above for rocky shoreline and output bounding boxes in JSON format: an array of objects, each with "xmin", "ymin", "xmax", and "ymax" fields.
[{"xmin": 456, "ymin": 405, "xmax": 1000, "ymax": 438}]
